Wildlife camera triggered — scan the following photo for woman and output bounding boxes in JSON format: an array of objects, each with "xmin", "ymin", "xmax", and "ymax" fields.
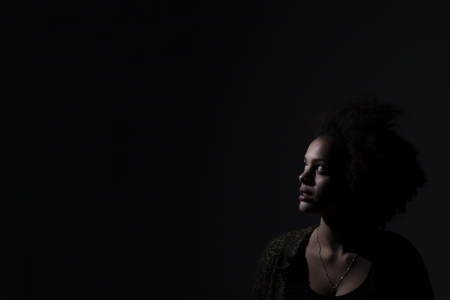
[{"xmin": 251, "ymin": 95, "xmax": 433, "ymax": 299}]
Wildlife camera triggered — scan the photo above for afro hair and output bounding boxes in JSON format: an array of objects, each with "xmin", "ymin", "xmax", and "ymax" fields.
[{"xmin": 308, "ymin": 94, "xmax": 426, "ymax": 229}]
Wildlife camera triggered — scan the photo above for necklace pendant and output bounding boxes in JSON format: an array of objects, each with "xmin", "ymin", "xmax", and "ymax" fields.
[{"xmin": 331, "ymin": 287, "xmax": 337, "ymax": 297}]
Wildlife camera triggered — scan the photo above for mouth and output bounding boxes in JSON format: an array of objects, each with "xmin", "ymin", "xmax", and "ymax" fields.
[{"xmin": 299, "ymin": 187, "xmax": 313, "ymax": 202}]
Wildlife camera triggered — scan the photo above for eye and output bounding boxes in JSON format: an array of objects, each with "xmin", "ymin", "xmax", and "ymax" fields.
[
  {"xmin": 316, "ymin": 164, "xmax": 328, "ymax": 172},
  {"xmin": 303, "ymin": 163, "xmax": 308, "ymax": 170}
]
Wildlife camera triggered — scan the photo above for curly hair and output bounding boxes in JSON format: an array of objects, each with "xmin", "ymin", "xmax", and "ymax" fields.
[{"xmin": 308, "ymin": 94, "xmax": 426, "ymax": 229}]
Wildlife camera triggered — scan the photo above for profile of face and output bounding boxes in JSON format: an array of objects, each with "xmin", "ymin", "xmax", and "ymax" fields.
[{"xmin": 299, "ymin": 136, "xmax": 350, "ymax": 216}]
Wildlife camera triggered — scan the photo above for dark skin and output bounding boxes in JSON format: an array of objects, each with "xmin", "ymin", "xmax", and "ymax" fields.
[{"xmin": 298, "ymin": 136, "xmax": 376, "ymax": 297}]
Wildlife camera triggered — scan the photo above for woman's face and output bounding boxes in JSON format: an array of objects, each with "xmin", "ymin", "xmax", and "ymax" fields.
[{"xmin": 299, "ymin": 136, "xmax": 349, "ymax": 215}]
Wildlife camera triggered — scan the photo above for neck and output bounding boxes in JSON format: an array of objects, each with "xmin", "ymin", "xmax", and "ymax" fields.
[{"xmin": 317, "ymin": 214, "xmax": 371, "ymax": 254}]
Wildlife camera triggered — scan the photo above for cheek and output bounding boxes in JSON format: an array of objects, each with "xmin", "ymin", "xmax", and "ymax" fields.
[
  {"xmin": 315, "ymin": 178, "xmax": 339, "ymax": 202},
  {"xmin": 315, "ymin": 177, "xmax": 332, "ymax": 192}
]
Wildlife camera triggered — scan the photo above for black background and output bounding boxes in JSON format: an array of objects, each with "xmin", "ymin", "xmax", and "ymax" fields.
[{"xmin": 2, "ymin": 1, "xmax": 448, "ymax": 299}]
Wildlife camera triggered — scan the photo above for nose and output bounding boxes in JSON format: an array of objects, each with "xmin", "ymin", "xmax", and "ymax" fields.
[{"xmin": 299, "ymin": 169, "xmax": 314, "ymax": 185}]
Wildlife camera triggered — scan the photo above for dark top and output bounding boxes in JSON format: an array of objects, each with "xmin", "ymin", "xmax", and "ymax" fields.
[
  {"xmin": 284, "ymin": 242, "xmax": 376, "ymax": 299},
  {"xmin": 251, "ymin": 224, "xmax": 433, "ymax": 300}
]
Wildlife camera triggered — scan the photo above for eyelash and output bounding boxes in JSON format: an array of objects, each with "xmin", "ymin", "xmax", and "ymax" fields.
[{"xmin": 303, "ymin": 163, "xmax": 327, "ymax": 172}]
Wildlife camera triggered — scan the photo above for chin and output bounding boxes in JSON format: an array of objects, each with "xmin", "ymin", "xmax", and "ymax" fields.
[{"xmin": 299, "ymin": 201, "xmax": 316, "ymax": 213}]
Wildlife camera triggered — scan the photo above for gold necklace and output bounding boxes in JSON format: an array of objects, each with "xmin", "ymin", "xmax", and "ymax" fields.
[{"xmin": 316, "ymin": 227, "xmax": 358, "ymax": 296}]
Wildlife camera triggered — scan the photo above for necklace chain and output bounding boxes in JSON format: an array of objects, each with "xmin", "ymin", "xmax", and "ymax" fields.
[{"xmin": 316, "ymin": 227, "xmax": 358, "ymax": 296}]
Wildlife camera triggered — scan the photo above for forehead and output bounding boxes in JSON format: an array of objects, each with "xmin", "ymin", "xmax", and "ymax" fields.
[{"xmin": 305, "ymin": 136, "xmax": 339, "ymax": 161}]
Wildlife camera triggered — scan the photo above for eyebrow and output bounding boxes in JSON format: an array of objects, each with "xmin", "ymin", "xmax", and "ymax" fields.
[{"xmin": 304, "ymin": 157, "xmax": 328, "ymax": 163}]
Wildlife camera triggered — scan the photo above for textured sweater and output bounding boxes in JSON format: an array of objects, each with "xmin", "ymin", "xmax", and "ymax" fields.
[{"xmin": 251, "ymin": 224, "xmax": 433, "ymax": 300}]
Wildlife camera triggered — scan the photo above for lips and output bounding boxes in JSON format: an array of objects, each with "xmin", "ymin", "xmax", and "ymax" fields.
[
  {"xmin": 299, "ymin": 187, "xmax": 313, "ymax": 202},
  {"xmin": 300, "ymin": 187, "xmax": 313, "ymax": 196}
]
